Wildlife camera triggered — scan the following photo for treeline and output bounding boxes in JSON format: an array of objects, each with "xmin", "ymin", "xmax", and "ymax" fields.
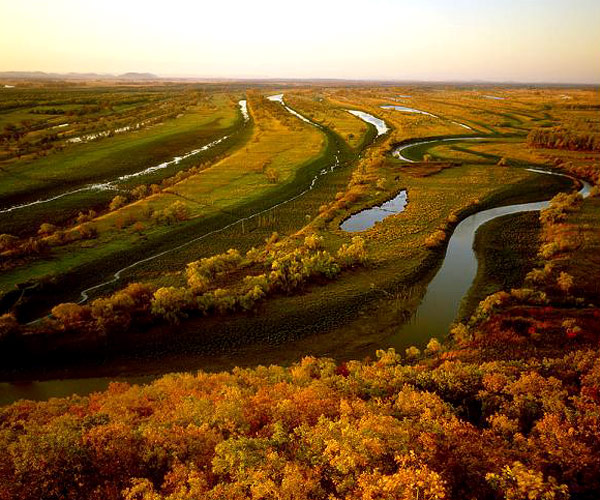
[{"xmin": 528, "ymin": 126, "xmax": 600, "ymax": 152}]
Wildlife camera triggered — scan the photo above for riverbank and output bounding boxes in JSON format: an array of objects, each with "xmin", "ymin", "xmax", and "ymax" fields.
[{"xmin": 0, "ymin": 157, "xmax": 574, "ymax": 403}]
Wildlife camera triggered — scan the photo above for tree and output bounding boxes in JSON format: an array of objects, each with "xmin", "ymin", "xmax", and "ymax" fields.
[
  {"xmin": 51, "ymin": 302, "xmax": 91, "ymax": 329},
  {"xmin": 0, "ymin": 313, "xmax": 18, "ymax": 341},
  {"xmin": 265, "ymin": 167, "xmax": 279, "ymax": 183},
  {"xmin": 109, "ymin": 195, "xmax": 128, "ymax": 211},
  {"xmin": 0, "ymin": 233, "xmax": 19, "ymax": 252},
  {"xmin": 486, "ymin": 462, "xmax": 569, "ymax": 500},
  {"xmin": 37, "ymin": 223, "xmax": 58, "ymax": 236},
  {"xmin": 151, "ymin": 287, "xmax": 192, "ymax": 324},
  {"xmin": 556, "ymin": 272, "xmax": 574, "ymax": 294},
  {"xmin": 337, "ymin": 236, "xmax": 367, "ymax": 266}
]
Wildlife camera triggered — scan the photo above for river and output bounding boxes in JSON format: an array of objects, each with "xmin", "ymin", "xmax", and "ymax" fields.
[{"xmin": 0, "ymin": 117, "xmax": 584, "ymax": 406}]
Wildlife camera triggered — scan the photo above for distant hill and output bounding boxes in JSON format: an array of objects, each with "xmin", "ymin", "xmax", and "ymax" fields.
[
  {"xmin": 118, "ymin": 72, "xmax": 158, "ymax": 80},
  {"xmin": 0, "ymin": 71, "xmax": 159, "ymax": 81}
]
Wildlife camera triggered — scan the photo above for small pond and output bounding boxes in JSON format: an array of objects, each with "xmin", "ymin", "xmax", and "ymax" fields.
[{"xmin": 340, "ymin": 190, "xmax": 408, "ymax": 232}]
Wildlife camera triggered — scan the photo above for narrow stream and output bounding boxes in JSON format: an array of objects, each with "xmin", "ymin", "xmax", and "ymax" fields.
[{"xmin": 0, "ymin": 100, "xmax": 249, "ymax": 215}]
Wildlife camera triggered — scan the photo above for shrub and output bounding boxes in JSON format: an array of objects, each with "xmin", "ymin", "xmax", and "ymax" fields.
[
  {"xmin": 152, "ymin": 201, "xmax": 190, "ymax": 225},
  {"xmin": 51, "ymin": 302, "xmax": 91, "ymax": 329},
  {"xmin": 151, "ymin": 287, "xmax": 193, "ymax": 324},
  {"xmin": 38, "ymin": 223, "xmax": 58, "ymax": 236},
  {"xmin": 303, "ymin": 234, "xmax": 323, "ymax": 251},
  {"xmin": 426, "ymin": 338, "xmax": 442, "ymax": 354},
  {"xmin": 425, "ymin": 230, "xmax": 446, "ymax": 248},
  {"xmin": 337, "ymin": 236, "xmax": 367, "ymax": 267},
  {"xmin": 0, "ymin": 233, "xmax": 19, "ymax": 252},
  {"xmin": 131, "ymin": 184, "xmax": 149, "ymax": 199},
  {"xmin": 109, "ymin": 195, "xmax": 128, "ymax": 211},
  {"xmin": 556, "ymin": 272, "xmax": 574, "ymax": 294},
  {"xmin": 486, "ymin": 461, "xmax": 569, "ymax": 500},
  {"xmin": 405, "ymin": 346, "xmax": 421, "ymax": 358}
]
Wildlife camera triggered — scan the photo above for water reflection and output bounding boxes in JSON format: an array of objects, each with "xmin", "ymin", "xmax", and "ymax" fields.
[{"xmin": 341, "ymin": 190, "xmax": 408, "ymax": 232}]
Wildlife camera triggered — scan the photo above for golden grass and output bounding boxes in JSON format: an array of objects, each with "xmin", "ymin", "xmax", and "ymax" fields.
[
  {"xmin": 284, "ymin": 92, "xmax": 369, "ymax": 148},
  {"xmin": 57, "ymin": 92, "xmax": 326, "ymax": 242}
]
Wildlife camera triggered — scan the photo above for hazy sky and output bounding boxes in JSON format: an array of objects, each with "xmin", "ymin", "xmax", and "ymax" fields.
[{"xmin": 1, "ymin": 0, "xmax": 599, "ymax": 83}]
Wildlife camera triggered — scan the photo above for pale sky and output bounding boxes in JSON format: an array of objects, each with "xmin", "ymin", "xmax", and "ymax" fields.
[{"xmin": 1, "ymin": 0, "xmax": 599, "ymax": 83}]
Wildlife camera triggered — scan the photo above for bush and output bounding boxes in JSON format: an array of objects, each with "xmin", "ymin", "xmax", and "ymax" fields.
[
  {"xmin": 303, "ymin": 234, "xmax": 323, "ymax": 251},
  {"xmin": 109, "ymin": 195, "xmax": 128, "ymax": 211},
  {"xmin": 151, "ymin": 201, "xmax": 190, "ymax": 225},
  {"xmin": 556, "ymin": 272, "xmax": 574, "ymax": 294},
  {"xmin": 38, "ymin": 223, "xmax": 58, "ymax": 236},
  {"xmin": 0, "ymin": 234, "xmax": 19, "ymax": 252},
  {"xmin": 425, "ymin": 230, "xmax": 446, "ymax": 248},
  {"xmin": 151, "ymin": 287, "xmax": 193, "ymax": 324},
  {"xmin": 51, "ymin": 302, "xmax": 91, "ymax": 329},
  {"xmin": 337, "ymin": 236, "xmax": 367, "ymax": 267}
]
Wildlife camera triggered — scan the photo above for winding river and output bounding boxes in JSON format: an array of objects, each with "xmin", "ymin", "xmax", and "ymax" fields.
[
  {"xmin": 388, "ymin": 141, "xmax": 591, "ymax": 347},
  {"xmin": 1, "ymin": 116, "xmax": 586, "ymax": 406},
  {"xmin": 393, "ymin": 172, "xmax": 590, "ymax": 346},
  {"xmin": 340, "ymin": 134, "xmax": 589, "ymax": 348}
]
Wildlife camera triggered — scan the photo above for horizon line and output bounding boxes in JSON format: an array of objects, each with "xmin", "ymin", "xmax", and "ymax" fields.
[{"xmin": 0, "ymin": 70, "xmax": 598, "ymax": 87}]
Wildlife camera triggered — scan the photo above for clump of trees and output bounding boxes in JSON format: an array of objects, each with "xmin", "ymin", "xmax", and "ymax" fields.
[
  {"xmin": 528, "ymin": 126, "xmax": 600, "ymax": 152},
  {"xmin": 2, "ymin": 335, "xmax": 600, "ymax": 500},
  {"xmin": 151, "ymin": 201, "xmax": 190, "ymax": 225},
  {"xmin": 0, "ymin": 233, "xmax": 49, "ymax": 268},
  {"xmin": 539, "ymin": 191, "xmax": 582, "ymax": 225},
  {"xmin": 40, "ymin": 234, "xmax": 368, "ymax": 331},
  {"xmin": 522, "ymin": 190, "xmax": 584, "ymax": 298},
  {"xmin": 149, "ymin": 235, "xmax": 367, "ymax": 324}
]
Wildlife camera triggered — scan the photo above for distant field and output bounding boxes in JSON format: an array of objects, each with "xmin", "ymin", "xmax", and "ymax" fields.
[{"xmin": 0, "ymin": 94, "xmax": 240, "ymax": 201}]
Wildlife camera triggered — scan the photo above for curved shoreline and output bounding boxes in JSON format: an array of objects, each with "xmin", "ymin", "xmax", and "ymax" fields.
[
  {"xmin": 2, "ymin": 128, "xmax": 586, "ymax": 405},
  {"xmin": 340, "ymin": 189, "xmax": 408, "ymax": 232},
  {"xmin": 389, "ymin": 136, "xmax": 590, "ymax": 346},
  {"xmin": 393, "ymin": 136, "xmax": 486, "ymax": 162}
]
